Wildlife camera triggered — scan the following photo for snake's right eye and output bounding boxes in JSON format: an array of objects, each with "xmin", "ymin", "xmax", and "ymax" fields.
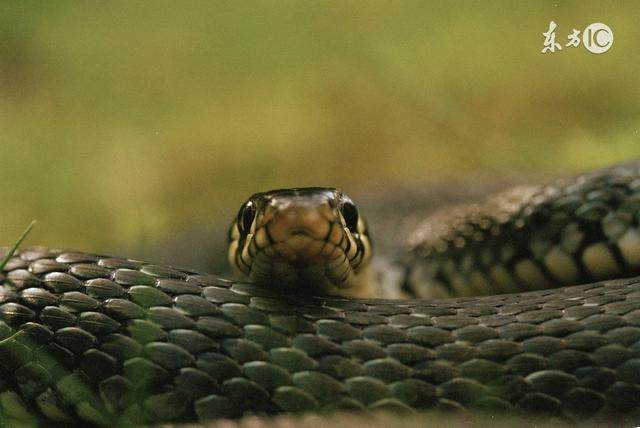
[
  {"xmin": 238, "ymin": 201, "xmax": 256, "ymax": 234},
  {"xmin": 340, "ymin": 199, "xmax": 359, "ymax": 233}
]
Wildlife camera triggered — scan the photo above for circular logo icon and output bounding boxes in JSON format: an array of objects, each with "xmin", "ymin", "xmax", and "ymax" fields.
[{"xmin": 582, "ymin": 23, "xmax": 614, "ymax": 54}]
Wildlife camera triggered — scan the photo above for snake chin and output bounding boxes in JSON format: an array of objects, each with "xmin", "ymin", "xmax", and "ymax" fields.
[{"xmin": 248, "ymin": 262, "xmax": 345, "ymax": 294}]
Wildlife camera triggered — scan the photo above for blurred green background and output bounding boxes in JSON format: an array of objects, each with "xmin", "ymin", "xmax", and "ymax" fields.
[{"xmin": 1, "ymin": 1, "xmax": 639, "ymax": 268}]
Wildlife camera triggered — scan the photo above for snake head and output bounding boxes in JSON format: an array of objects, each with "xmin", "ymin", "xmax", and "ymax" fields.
[{"xmin": 228, "ymin": 187, "xmax": 372, "ymax": 293}]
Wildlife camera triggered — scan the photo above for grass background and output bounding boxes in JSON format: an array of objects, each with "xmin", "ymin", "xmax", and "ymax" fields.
[{"xmin": 1, "ymin": 1, "xmax": 639, "ymax": 265}]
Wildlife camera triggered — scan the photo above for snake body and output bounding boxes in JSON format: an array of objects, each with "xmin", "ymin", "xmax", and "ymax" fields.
[{"xmin": 0, "ymin": 163, "xmax": 638, "ymax": 425}]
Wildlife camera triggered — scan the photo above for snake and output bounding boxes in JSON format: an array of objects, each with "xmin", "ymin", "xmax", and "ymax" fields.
[{"xmin": 0, "ymin": 162, "xmax": 638, "ymax": 426}]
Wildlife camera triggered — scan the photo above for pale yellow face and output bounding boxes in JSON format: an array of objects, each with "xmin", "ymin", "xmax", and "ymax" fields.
[{"xmin": 228, "ymin": 187, "xmax": 372, "ymax": 293}]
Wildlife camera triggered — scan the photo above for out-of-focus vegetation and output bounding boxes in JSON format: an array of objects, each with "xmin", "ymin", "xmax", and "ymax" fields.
[{"xmin": 1, "ymin": 2, "xmax": 639, "ymax": 261}]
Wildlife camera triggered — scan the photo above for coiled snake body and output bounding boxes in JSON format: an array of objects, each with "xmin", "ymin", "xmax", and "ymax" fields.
[{"xmin": 0, "ymin": 163, "xmax": 639, "ymax": 425}]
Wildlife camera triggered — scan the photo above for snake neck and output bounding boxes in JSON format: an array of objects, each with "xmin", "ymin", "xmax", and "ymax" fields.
[{"xmin": 328, "ymin": 257, "xmax": 410, "ymax": 299}]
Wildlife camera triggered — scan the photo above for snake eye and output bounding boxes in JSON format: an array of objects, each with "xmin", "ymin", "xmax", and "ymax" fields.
[
  {"xmin": 340, "ymin": 200, "xmax": 359, "ymax": 233},
  {"xmin": 238, "ymin": 201, "xmax": 256, "ymax": 234}
]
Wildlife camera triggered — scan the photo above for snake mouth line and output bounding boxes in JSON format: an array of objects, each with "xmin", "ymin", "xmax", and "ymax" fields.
[{"xmin": 288, "ymin": 228, "xmax": 316, "ymax": 237}]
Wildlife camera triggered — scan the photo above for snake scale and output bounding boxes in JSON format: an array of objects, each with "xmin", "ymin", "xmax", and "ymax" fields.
[{"xmin": 0, "ymin": 163, "xmax": 639, "ymax": 426}]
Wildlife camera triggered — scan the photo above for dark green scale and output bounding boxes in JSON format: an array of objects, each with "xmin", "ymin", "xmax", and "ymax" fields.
[{"xmin": 0, "ymin": 248, "xmax": 634, "ymax": 425}]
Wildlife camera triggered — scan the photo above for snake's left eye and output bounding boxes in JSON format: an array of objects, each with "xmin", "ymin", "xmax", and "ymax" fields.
[
  {"xmin": 238, "ymin": 201, "xmax": 256, "ymax": 234},
  {"xmin": 340, "ymin": 200, "xmax": 359, "ymax": 233}
]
